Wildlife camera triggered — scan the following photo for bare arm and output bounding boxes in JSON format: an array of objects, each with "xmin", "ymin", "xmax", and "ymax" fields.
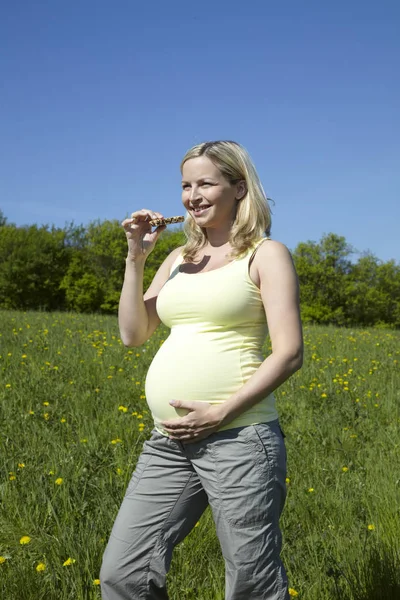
[
  {"xmin": 119, "ymin": 246, "xmax": 183, "ymax": 347},
  {"xmin": 118, "ymin": 207, "xmax": 183, "ymax": 347},
  {"xmin": 216, "ymin": 240, "xmax": 303, "ymax": 425}
]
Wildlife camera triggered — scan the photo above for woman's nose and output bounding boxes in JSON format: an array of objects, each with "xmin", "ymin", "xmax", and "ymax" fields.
[{"xmin": 189, "ymin": 186, "xmax": 201, "ymax": 201}]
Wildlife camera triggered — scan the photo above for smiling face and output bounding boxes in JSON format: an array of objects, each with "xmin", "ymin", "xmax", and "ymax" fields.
[{"xmin": 181, "ymin": 156, "xmax": 245, "ymax": 230}]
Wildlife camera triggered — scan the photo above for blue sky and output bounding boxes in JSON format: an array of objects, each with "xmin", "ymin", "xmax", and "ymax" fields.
[{"xmin": 1, "ymin": 0, "xmax": 399, "ymax": 261}]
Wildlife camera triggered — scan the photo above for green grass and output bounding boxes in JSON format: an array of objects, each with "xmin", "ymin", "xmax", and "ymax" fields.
[{"xmin": 0, "ymin": 310, "xmax": 399, "ymax": 599}]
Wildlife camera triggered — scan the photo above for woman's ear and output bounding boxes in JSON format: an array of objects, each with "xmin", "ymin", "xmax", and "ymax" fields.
[{"xmin": 236, "ymin": 180, "xmax": 247, "ymax": 200}]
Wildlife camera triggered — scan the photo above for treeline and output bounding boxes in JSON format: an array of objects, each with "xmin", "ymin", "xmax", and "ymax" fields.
[{"xmin": 0, "ymin": 211, "xmax": 399, "ymax": 327}]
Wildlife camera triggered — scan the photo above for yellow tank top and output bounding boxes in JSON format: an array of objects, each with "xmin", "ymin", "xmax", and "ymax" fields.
[{"xmin": 145, "ymin": 238, "xmax": 278, "ymax": 435}]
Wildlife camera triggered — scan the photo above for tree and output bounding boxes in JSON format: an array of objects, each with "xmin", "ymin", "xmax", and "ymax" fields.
[
  {"xmin": 0, "ymin": 223, "xmax": 70, "ymax": 310},
  {"xmin": 292, "ymin": 234, "xmax": 353, "ymax": 325}
]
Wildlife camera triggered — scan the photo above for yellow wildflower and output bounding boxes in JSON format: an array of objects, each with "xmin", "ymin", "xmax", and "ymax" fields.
[
  {"xmin": 342, "ymin": 466, "xmax": 349, "ymax": 472},
  {"xmin": 36, "ymin": 562, "xmax": 46, "ymax": 572},
  {"xmin": 93, "ymin": 579, "xmax": 101, "ymax": 585},
  {"xmin": 308, "ymin": 488, "xmax": 315, "ymax": 493},
  {"xmin": 63, "ymin": 557, "xmax": 76, "ymax": 566},
  {"xmin": 55, "ymin": 478, "xmax": 63, "ymax": 485},
  {"xmin": 0, "ymin": 556, "xmax": 6, "ymax": 564},
  {"xmin": 118, "ymin": 405, "xmax": 128, "ymax": 413},
  {"xmin": 289, "ymin": 589, "xmax": 299, "ymax": 597},
  {"xmin": 20, "ymin": 536, "xmax": 31, "ymax": 545},
  {"xmin": 367, "ymin": 524, "xmax": 375, "ymax": 531}
]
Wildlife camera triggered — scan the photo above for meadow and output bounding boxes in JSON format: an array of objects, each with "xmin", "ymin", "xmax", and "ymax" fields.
[{"xmin": 0, "ymin": 309, "xmax": 399, "ymax": 600}]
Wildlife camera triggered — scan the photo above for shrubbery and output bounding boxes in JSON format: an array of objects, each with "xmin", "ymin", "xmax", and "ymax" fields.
[{"xmin": 0, "ymin": 210, "xmax": 399, "ymax": 327}]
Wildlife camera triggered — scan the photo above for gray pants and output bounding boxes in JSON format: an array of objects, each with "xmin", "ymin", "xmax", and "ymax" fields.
[{"xmin": 100, "ymin": 421, "xmax": 289, "ymax": 600}]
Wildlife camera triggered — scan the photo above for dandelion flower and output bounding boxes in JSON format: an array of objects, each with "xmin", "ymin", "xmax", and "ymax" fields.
[
  {"xmin": 36, "ymin": 562, "xmax": 46, "ymax": 572},
  {"xmin": 63, "ymin": 557, "xmax": 76, "ymax": 566},
  {"xmin": 308, "ymin": 488, "xmax": 315, "ymax": 493},
  {"xmin": 0, "ymin": 556, "xmax": 6, "ymax": 564},
  {"xmin": 20, "ymin": 536, "xmax": 31, "ymax": 545},
  {"xmin": 93, "ymin": 579, "xmax": 100, "ymax": 585},
  {"xmin": 18, "ymin": 463, "xmax": 25, "ymax": 469},
  {"xmin": 118, "ymin": 405, "xmax": 128, "ymax": 413},
  {"xmin": 342, "ymin": 467, "xmax": 349, "ymax": 472},
  {"xmin": 289, "ymin": 589, "xmax": 299, "ymax": 597},
  {"xmin": 55, "ymin": 478, "xmax": 63, "ymax": 485},
  {"xmin": 111, "ymin": 439, "xmax": 122, "ymax": 445},
  {"xmin": 285, "ymin": 477, "xmax": 290, "ymax": 484},
  {"xmin": 367, "ymin": 524, "xmax": 375, "ymax": 531}
]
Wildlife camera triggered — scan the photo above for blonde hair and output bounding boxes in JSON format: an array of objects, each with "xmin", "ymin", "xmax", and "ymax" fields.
[{"xmin": 180, "ymin": 140, "xmax": 271, "ymax": 261}]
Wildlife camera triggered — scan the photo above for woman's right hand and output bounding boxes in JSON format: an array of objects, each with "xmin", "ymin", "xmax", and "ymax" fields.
[{"xmin": 122, "ymin": 209, "xmax": 166, "ymax": 262}]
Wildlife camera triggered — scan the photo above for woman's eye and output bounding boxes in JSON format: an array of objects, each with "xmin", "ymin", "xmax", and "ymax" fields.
[
  {"xmin": 201, "ymin": 182, "xmax": 211, "ymax": 187},
  {"xmin": 182, "ymin": 185, "xmax": 190, "ymax": 190}
]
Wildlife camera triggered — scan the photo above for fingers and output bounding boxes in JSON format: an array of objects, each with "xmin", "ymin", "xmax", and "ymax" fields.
[
  {"xmin": 169, "ymin": 431, "xmax": 200, "ymax": 441},
  {"xmin": 130, "ymin": 209, "xmax": 164, "ymax": 224},
  {"xmin": 121, "ymin": 209, "xmax": 164, "ymax": 230}
]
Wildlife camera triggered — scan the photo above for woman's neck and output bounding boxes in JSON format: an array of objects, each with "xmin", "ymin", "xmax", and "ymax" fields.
[{"xmin": 204, "ymin": 226, "xmax": 232, "ymax": 248}]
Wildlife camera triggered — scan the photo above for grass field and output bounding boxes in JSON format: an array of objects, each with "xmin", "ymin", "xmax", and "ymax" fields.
[{"xmin": 0, "ymin": 310, "xmax": 399, "ymax": 600}]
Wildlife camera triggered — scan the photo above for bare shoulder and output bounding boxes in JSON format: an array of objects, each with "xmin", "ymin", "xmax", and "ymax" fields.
[
  {"xmin": 256, "ymin": 239, "xmax": 292, "ymax": 259},
  {"xmin": 254, "ymin": 239, "xmax": 293, "ymax": 268},
  {"xmin": 251, "ymin": 239, "xmax": 296, "ymax": 287}
]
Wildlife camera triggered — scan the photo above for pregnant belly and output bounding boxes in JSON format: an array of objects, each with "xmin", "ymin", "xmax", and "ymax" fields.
[{"xmin": 145, "ymin": 334, "xmax": 254, "ymax": 428}]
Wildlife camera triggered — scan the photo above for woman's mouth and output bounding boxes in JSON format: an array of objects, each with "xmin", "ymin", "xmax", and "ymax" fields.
[{"xmin": 191, "ymin": 205, "xmax": 211, "ymax": 216}]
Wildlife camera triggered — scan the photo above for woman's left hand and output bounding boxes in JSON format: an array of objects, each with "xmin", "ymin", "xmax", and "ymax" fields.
[{"xmin": 162, "ymin": 400, "xmax": 223, "ymax": 443}]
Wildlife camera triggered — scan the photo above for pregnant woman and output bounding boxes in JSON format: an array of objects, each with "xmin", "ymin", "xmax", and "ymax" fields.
[{"xmin": 101, "ymin": 140, "xmax": 303, "ymax": 600}]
